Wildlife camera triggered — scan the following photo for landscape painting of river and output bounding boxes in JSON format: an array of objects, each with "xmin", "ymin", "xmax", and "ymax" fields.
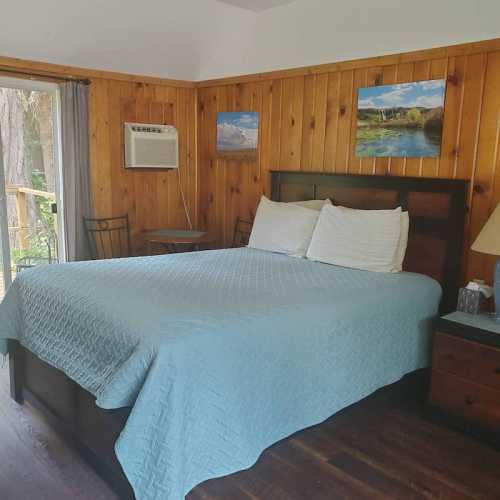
[{"xmin": 355, "ymin": 79, "xmax": 446, "ymax": 157}]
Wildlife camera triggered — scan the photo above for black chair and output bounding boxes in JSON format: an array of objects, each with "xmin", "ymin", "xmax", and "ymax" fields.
[
  {"xmin": 232, "ymin": 217, "xmax": 253, "ymax": 248},
  {"xmin": 84, "ymin": 215, "xmax": 132, "ymax": 260}
]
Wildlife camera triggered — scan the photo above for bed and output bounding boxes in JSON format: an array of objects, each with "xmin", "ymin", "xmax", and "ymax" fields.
[{"xmin": 0, "ymin": 172, "xmax": 467, "ymax": 500}]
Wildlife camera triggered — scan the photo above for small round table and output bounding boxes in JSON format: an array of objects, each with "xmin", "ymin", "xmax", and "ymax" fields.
[{"xmin": 144, "ymin": 229, "xmax": 215, "ymax": 254}]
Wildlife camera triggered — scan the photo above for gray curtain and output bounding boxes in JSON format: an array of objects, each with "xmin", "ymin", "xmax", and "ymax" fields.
[{"xmin": 60, "ymin": 81, "xmax": 91, "ymax": 261}]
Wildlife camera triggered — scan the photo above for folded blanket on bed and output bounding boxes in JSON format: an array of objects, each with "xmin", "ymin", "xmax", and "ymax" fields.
[{"xmin": 0, "ymin": 248, "xmax": 441, "ymax": 500}]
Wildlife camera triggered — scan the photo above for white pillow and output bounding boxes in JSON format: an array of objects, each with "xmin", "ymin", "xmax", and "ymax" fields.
[
  {"xmin": 393, "ymin": 211, "xmax": 409, "ymax": 272},
  {"xmin": 306, "ymin": 205, "xmax": 402, "ymax": 272},
  {"xmin": 290, "ymin": 199, "xmax": 332, "ymax": 211},
  {"xmin": 248, "ymin": 196, "xmax": 319, "ymax": 257},
  {"xmin": 332, "ymin": 206, "xmax": 409, "ymax": 272}
]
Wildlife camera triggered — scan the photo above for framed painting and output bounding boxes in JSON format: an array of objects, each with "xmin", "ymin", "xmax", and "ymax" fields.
[
  {"xmin": 355, "ymin": 79, "xmax": 446, "ymax": 157},
  {"xmin": 216, "ymin": 112, "xmax": 259, "ymax": 159}
]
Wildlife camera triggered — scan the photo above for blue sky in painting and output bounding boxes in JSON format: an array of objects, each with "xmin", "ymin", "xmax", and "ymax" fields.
[
  {"xmin": 217, "ymin": 112, "xmax": 259, "ymax": 150},
  {"xmin": 358, "ymin": 79, "xmax": 446, "ymax": 110},
  {"xmin": 217, "ymin": 112, "xmax": 259, "ymax": 129}
]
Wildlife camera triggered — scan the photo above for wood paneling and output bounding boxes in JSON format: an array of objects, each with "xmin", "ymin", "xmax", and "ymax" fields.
[
  {"xmin": 0, "ymin": 56, "xmax": 197, "ymax": 257},
  {"xmin": 197, "ymin": 45, "xmax": 500, "ymax": 283},
  {"xmin": 4, "ymin": 38, "xmax": 500, "ymax": 278},
  {"xmin": 89, "ymin": 79, "xmax": 197, "ymax": 255}
]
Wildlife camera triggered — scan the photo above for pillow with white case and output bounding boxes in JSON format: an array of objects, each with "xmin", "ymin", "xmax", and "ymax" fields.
[
  {"xmin": 248, "ymin": 196, "xmax": 320, "ymax": 257},
  {"xmin": 393, "ymin": 211, "xmax": 409, "ymax": 272},
  {"xmin": 306, "ymin": 205, "xmax": 403, "ymax": 272},
  {"xmin": 289, "ymin": 199, "xmax": 332, "ymax": 211},
  {"xmin": 332, "ymin": 205, "xmax": 409, "ymax": 271}
]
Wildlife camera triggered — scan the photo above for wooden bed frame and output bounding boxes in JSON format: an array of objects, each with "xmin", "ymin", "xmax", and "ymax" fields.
[{"xmin": 8, "ymin": 172, "xmax": 468, "ymax": 499}]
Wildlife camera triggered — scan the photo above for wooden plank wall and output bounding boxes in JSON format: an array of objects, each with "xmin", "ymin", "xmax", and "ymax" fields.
[
  {"xmin": 197, "ymin": 45, "xmax": 500, "ymax": 283},
  {"xmin": 89, "ymin": 79, "xmax": 197, "ymax": 254}
]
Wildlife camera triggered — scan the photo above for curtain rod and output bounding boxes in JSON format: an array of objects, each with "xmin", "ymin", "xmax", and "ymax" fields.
[{"xmin": 0, "ymin": 67, "xmax": 91, "ymax": 85}]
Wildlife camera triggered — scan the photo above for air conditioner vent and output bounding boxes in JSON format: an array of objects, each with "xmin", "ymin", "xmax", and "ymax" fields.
[
  {"xmin": 124, "ymin": 122, "xmax": 178, "ymax": 169},
  {"xmin": 131, "ymin": 125, "xmax": 163, "ymax": 134}
]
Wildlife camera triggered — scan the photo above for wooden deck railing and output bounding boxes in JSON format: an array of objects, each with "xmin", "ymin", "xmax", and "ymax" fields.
[{"xmin": 6, "ymin": 185, "xmax": 56, "ymax": 251}]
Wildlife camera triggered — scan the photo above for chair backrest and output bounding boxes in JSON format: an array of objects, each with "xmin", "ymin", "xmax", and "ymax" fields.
[
  {"xmin": 84, "ymin": 215, "xmax": 132, "ymax": 260},
  {"xmin": 232, "ymin": 217, "xmax": 253, "ymax": 248}
]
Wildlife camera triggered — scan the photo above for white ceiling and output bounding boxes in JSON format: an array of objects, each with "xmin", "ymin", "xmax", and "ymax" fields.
[
  {"xmin": 1, "ymin": 0, "xmax": 500, "ymax": 82},
  {"xmin": 217, "ymin": 0, "xmax": 296, "ymax": 12},
  {"xmin": 0, "ymin": 0, "xmax": 256, "ymax": 81}
]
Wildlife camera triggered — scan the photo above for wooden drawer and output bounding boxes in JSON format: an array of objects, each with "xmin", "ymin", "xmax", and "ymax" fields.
[
  {"xmin": 475, "ymin": 343, "xmax": 500, "ymax": 391},
  {"xmin": 433, "ymin": 332, "xmax": 500, "ymax": 391},
  {"xmin": 430, "ymin": 370, "xmax": 500, "ymax": 432},
  {"xmin": 432, "ymin": 333, "xmax": 476, "ymax": 380}
]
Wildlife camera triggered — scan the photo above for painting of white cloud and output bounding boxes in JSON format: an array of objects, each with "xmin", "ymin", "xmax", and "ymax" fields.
[
  {"xmin": 217, "ymin": 112, "xmax": 259, "ymax": 155},
  {"xmin": 356, "ymin": 79, "xmax": 446, "ymax": 158}
]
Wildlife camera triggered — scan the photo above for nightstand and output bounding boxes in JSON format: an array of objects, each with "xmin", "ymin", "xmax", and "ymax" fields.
[
  {"xmin": 429, "ymin": 311, "xmax": 500, "ymax": 434},
  {"xmin": 144, "ymin": 229, "xmax": 215, "ymax": 254}
]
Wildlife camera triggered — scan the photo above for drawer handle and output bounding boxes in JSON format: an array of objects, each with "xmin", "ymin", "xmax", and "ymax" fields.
[
  {"xmin": 465, "ymin": 395, "xmax": 476, "ymax": 405},
  {"xmin": 445, "ymin": 354, "xmax": 455, "ymax": 361},
  {"xmin": 494, "ymin": 367, "xmax": 500, "ymax": 374}
]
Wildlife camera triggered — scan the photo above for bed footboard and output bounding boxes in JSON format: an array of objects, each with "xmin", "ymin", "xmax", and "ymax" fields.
[
  {"xmin": 9, "ymin": 341, "xmax": 135, "ymax": 499},
  {"xmin": 8, "ymin": 340, "xmax": 23, "ymax": 403}
]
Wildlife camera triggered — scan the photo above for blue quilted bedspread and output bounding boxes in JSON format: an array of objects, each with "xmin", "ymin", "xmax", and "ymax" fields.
[{"xmin": 0, "ymin": 248, "xmax": 441, "ymax": 499}]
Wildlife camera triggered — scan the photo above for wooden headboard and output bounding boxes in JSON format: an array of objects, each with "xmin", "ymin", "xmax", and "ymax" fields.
[{"xmin": 271, "ymin": 171, "xmax": 468, "ymax": 313}]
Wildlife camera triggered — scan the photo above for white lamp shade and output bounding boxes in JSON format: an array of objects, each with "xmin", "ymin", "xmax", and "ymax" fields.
[{"xmin": 471, "ymin": 203, "xmax": 500, "ymax": 256}]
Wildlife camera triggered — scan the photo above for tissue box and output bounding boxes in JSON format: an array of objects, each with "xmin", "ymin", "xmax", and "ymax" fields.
[{"xmin": 457, "ymin": 287, "xmax": 484, "ymax": 314}]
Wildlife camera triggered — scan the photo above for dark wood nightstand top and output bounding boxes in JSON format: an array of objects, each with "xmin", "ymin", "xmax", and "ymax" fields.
[{"xmin": 437, "ymin": 312, "xmax": 500, "ymax": 349}]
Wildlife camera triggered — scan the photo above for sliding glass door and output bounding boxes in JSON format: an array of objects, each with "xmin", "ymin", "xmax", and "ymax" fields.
[{"xmin": 0, "ymin": 77, "xmax": 63, "ymax": 299}]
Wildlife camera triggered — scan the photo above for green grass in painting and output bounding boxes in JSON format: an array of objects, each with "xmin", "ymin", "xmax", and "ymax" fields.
[
  {"xmin": 356, "ymin": 128, "xmax": 403, "ymax": 141},
  {"xmin": 357, "ymin": 107, "xmax": 443, "ymax": 132}
]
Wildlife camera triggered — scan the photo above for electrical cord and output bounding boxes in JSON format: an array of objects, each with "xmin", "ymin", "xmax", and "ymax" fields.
[{"xmin": 177, "ymin": 159, "xmax": 193, "ymax": 230}]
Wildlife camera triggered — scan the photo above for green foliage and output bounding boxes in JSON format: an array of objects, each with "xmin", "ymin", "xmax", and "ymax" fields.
[
  {"xmin": 25, "ymin": 91, "xmax": 57, "ymax": 261},
  {"xmin": 7, "ymin": 89, "xmax": 57, "ymax": 267},
  {"xmin": 407, "ymin": 108, "xmax": 422, "ymax": 123},
  {"xmin": 11, "ymin": 244, "xmax": 48, "ymax": 263},
  {"xmin": 357, "ymin": 105, "xmax": 442, "ymax": 130}
]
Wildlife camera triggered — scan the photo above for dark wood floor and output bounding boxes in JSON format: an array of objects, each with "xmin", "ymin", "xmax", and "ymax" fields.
[{"xmin": 2, "ymin": 363, "xmax": 500, "ymax": 500}]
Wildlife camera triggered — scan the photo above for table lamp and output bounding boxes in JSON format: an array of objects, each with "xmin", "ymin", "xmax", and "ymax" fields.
[{"xmin": 471, "ymin": 202, "xmax": 500, "ymax": 315}]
